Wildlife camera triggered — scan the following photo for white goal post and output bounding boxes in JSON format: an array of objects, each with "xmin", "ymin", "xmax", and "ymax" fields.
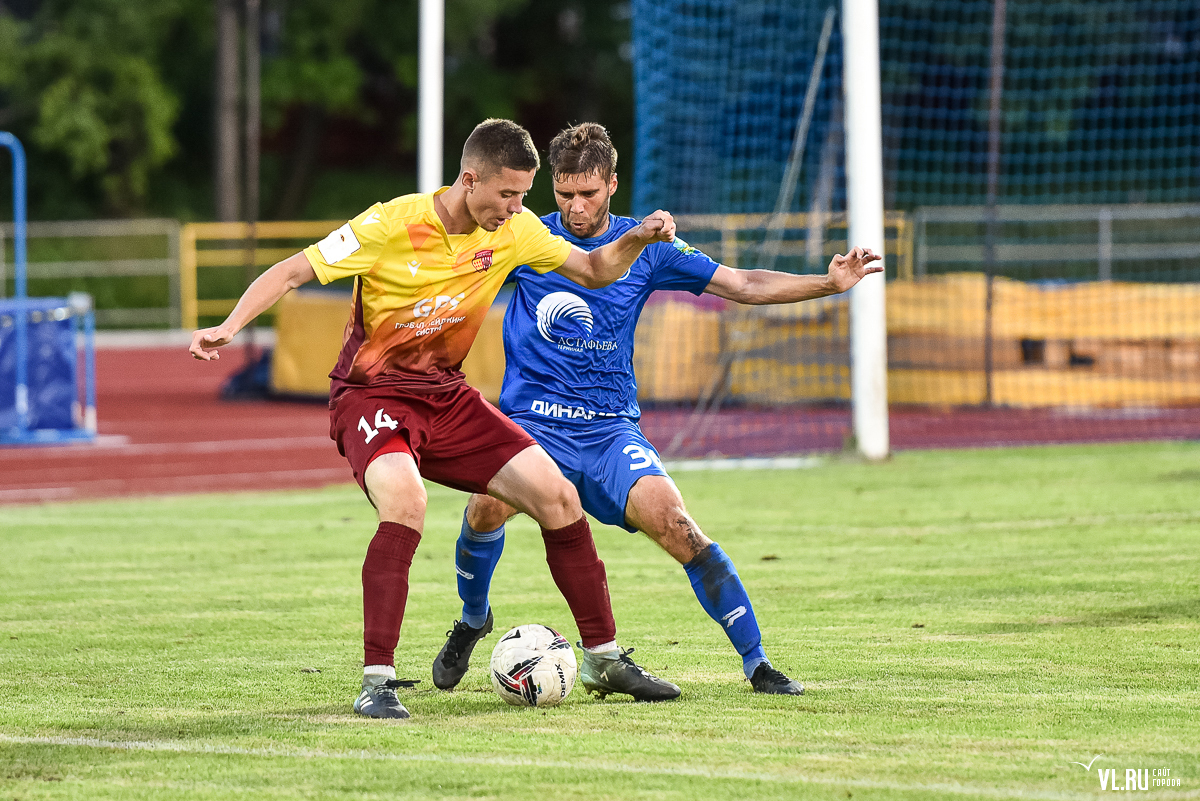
[
  {"xmin": 418, "ymin": 0, "xmax": 444, "ymax": 193},
  {"xmin": 843, "ymin": 0, "xmax": 890, "ymax": 460}
]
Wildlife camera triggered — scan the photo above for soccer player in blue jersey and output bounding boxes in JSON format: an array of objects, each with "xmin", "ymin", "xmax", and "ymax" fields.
[{"xmin": 433, "ymin": 122, "xmax": 881, "ymax": 699}]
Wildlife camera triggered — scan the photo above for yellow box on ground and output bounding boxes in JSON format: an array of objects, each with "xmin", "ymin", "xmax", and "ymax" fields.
[
  {"xmin": 885, "ymin": 274, "xmax": 1200, "ymax": 407},
  {"xmin": 633, "ymin": 300, "xmax": 721, "ymax": 402},
  {"xmin": 459, "ymin": 304, "xmax": 507, "ymax": 403},
  {"xmin": 269, "ymin": 291, "xmax": 351, "ymax": 397},
  {"xmin": 266, "ymin": 275, "xmax": 1200, "ymax": 409}
]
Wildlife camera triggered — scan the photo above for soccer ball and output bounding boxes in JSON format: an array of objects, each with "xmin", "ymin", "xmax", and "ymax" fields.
[{"xmin": 489, "ymin": 624, "xmax": 577, "ymax": 708}]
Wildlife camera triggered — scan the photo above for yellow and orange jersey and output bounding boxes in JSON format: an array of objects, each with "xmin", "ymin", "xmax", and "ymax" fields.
[{"xmin": 303, "ymin": 188, "xmax": 572, "ymax": 399}]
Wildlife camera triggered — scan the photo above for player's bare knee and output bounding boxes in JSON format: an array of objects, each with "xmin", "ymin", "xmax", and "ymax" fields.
[
  {"xmin": 647, "ymin": 507, "xmax": 711, "ymax": 563},
  {"xmin": 467, "ymin": 493, "xmax": 514, "ymax": 532},
  {"xmin": 371, "ymin": 486, "xmax": 426, "ymax": 526},
  {"xmin": 364, "ymin": 454, "xmax": 426, "ymax": 527},
  {"xmin": 531, "ymin": 477, "xmax": 583, "ymax": 529}
]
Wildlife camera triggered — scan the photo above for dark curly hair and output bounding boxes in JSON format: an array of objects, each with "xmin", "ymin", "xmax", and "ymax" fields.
[{"xmin": 546, "ymin": 122, "xmax": 618, "ymax": 181}]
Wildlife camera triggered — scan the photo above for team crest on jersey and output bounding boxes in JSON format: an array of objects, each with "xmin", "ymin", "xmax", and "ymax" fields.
[{"xmin": 472, "ymin": 249, "xmax": 494, "ymax": 272}]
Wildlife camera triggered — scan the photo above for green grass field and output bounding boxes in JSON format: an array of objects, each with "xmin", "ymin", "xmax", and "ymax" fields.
[{"xmin": 2, "ymin": 442, "xmax": 1198, "ymax": 800}]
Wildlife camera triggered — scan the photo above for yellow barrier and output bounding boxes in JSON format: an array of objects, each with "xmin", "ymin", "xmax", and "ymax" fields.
[
  {"xmin": 884, "ymin": 274, "xmax": 1200, "ymax": 407},
  {"xmin": 253, "ymin": 273, "xmax": 1200, "ymax": 408},
  {"xmin": 180, "ymin": 221, "xmax": 343, "ymax": 329},
  {"xmin": 887, "ymin": 273, "xmax": 1200, "ymax": 339},
  {"xmin": 632, "ymin": 301, "xmax": 722, "ymax": 401},
  {"xmin": 269, "ymin": 291, "xmax": 351, "ymax": 397}
]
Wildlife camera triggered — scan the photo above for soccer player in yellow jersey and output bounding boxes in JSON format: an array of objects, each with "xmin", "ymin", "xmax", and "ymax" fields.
[{"xmin": 190, "ymin": 119, "xmax": 681, "ymax": 718}]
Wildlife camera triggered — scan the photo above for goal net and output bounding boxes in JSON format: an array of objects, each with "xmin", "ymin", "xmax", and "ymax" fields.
[{"xmin": 631, "ymin": 0, "xmax": 1200, "ymax": 457}]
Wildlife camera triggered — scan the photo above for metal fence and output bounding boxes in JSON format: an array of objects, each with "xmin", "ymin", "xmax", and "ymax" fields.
[
  {"xmin": 10, "ymin": 207, "xmax": 1198, "ymax": 332},
  {"xmin": 914, "ymin": 204, "xmax": 1200, "ymax": 282},
  {"xmin": 675, "ymin": 211, "xmax": 913, "ymax": 279},
  {"xmin": 0, "ymin": 219, "xmax": 180, "ymax": 327},
  {"xmin": 180, "ymin": 221, "xmax": 341, "ymax": 328}
]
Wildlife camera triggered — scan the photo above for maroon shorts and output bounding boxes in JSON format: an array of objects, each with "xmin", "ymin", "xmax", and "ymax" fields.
[{"xmin": 330, "ymin": 383, "xmax": 535, "ymax": 496}]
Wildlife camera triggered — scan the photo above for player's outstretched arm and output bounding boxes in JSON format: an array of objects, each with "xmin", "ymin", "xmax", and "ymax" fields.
[
  {"xmin": 189, "ymin": 252, "xmax": 317, "ymax": 361},
  {"xmin": 554, "ymin": 210, "xmax": 677, "ymax": 289},
  {"xmin": 703, "ymin": 246, "xmax": 882, "ymax": 305}
]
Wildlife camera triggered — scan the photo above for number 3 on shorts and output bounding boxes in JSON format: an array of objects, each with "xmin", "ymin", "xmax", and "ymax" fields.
[
  {"xmin": 358, "ymin": 408, "xmax": 399, "ymax": 444},
  {"xmin": 623, "ymin": 444, "xmax": 660, "ymax": 471}
]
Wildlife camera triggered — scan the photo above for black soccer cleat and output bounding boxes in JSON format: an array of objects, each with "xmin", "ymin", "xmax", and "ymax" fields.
[
  {"xmin": 749, "ymin": 663, "xmax": 804, "ymax": 695},
  {"xmin": 432, "ymin": 609, "xmax": 494, "ymax": 690},
  {"xmin": 353, "ymin": 675, "xmax": 419, "ymax": 718},
  {"xmin": 579, "ymin": 646, "xmax": 682, "ymax": 702}
]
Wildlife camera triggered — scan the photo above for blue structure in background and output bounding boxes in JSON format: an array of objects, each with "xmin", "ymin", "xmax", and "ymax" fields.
[
  {"xmin": 631, "ymin": 0, "xmax": 844, "ymax": 218},
  {"xmin": 0, "ymin": 132, "xmax": 97, "ymax": 446},
  {"xmin": 632, "ymin": 0, "xmax": 1200, "ymax": 215}
]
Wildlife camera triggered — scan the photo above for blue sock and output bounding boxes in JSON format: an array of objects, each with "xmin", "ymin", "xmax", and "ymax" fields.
[
  {"xmin": 456, "ymin": 511, "xmax": 505, "ymax": 629},
  {"xmin": 683, "ymin": 543, "xmax": 769, "ymax": 679}
]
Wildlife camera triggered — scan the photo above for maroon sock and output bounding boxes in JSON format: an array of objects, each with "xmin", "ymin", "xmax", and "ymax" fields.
[
  {"xmin": 540, "ymin": 516, "xmax": 617, "ymax": 648},
  {"xmin": 361, "ymin": 522, "xmax": 422, "ymax": 666}
]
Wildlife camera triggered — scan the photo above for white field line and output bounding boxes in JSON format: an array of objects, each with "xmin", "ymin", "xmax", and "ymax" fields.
[
  {"xmin": 0, "ymin": 435, "xmax": 333, "ymax": 461},
  {"xmin": 663, "ymin": 456, "xmax": 824, "ymax": 471},
  {"xmin": 94, "ymin": 329, "xmax": 276, "ymax": 349},
  {"xmin": 0, "ymin": 733, "xmax": 1172, "ymax": 801},
  {"xmin": 0, "ymin": 487, "xmax": 77, "ymax": 502},
  {"xmin": 0, "ymin": 467, "xmax": 350, "ymax": 505}
]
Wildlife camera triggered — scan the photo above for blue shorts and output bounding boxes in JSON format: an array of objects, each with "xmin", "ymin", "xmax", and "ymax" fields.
[{"xmin": 510, "ymin": 415, "xmax": 668, "ymax": 532}]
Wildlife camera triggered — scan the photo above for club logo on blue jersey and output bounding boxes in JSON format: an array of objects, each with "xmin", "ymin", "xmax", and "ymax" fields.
[
  {"xmin": 536, "ymin": 292, "xmax": 594, "ymax": 341},
  {"xmin": 533, "ymin": 291, "xmax": 618, "ymax": 353}
]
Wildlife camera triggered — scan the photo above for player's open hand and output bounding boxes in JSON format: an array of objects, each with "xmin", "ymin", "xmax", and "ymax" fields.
[
  {"xmin": 635, "ymin": 210, "xmax": 676, "ymax": 244},
  {"xmin": 828, "ymin": 246, "xmax": 883, "ymax": 293},
  {"xmin": 189, "ymin": 327, "xmax": 234, "ymax": 361}
]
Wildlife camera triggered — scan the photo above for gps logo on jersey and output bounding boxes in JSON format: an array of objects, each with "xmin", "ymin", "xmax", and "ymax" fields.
[
  {"xmin": 536, "ymin": 292, "xmax": 593, "ymax": 342},
  {"xmin": 413, "ymin": 293, "xmax": 466, "ymax": 318}
]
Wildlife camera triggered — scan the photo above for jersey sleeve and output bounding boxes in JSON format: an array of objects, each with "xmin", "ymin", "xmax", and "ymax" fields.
[
  {"xmin": 303, "ymin": 203, "xmax": 391, "ymax": 284},
  {"xmin": 510, "ymin": 210, "xmax": 573, "ymax": 274},
  {"xmin": 650, "ymin": 236, "xmax": 721, "ymax": 295}
]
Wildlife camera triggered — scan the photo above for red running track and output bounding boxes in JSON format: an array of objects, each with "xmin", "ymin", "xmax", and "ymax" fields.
[
  {"xmin": 3, "ymin": 343, "xmax": 1198, "ymax": 504},
  {"xmin": 0, "ymin": 344, "xmax": 348, "ymax": 505},
  {"xmin": 643, "ymin": 403, "xmax": 1200, "ymax": 459}
]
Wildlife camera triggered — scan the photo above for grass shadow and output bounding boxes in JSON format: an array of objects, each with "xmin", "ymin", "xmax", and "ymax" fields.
[{"xmin": 971, "ymin": 599, "xmax": 1200, "ymax": 634}]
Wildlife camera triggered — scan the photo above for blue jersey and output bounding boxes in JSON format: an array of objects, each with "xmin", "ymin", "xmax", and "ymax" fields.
[{"xmin": 499, "ymin": 213, "xmax": 720, "ymax": 426}]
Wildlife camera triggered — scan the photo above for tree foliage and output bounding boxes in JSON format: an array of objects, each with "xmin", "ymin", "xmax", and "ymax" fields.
[
  {"xmin": 0, "ymin": 0, "xmax": 635, "ymax": 220},
  {"xmin": 0, "ymin": 0, "xmax": 195, "ymax": 214}
]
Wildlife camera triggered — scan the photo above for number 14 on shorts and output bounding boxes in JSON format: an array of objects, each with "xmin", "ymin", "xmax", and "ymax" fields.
[{"xmin": 359, "ymin": 409, "xmax": 399, "ymax": 443}]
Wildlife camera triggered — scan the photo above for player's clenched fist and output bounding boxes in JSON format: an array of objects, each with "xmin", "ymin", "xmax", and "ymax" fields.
[
  {"xmin": 635, "ymin": 210, "xmax": 675, "ymax": 243},
  {"xmin": 189, "ymin": 327, "xmax": 234, "ymax": 361}
]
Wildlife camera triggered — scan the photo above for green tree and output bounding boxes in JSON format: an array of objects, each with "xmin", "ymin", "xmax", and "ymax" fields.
[
  {"xmin": 0, "ymin": 0, "xmax": 635, "ymax": 221},
  {"xmin": 0, "ymin": 0, "xmax": 201, "ymax": 215}
]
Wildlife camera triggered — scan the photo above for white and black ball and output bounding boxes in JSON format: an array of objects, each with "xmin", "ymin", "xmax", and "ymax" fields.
[{"xmin": 489, "ymin": 624, "xmax": 577, "ymax": 708}]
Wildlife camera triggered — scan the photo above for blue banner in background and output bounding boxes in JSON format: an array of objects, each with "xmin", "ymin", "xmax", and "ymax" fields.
[{"xmin": 0, "ymin": 301, "xmax": 77, "ymax": 432}]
